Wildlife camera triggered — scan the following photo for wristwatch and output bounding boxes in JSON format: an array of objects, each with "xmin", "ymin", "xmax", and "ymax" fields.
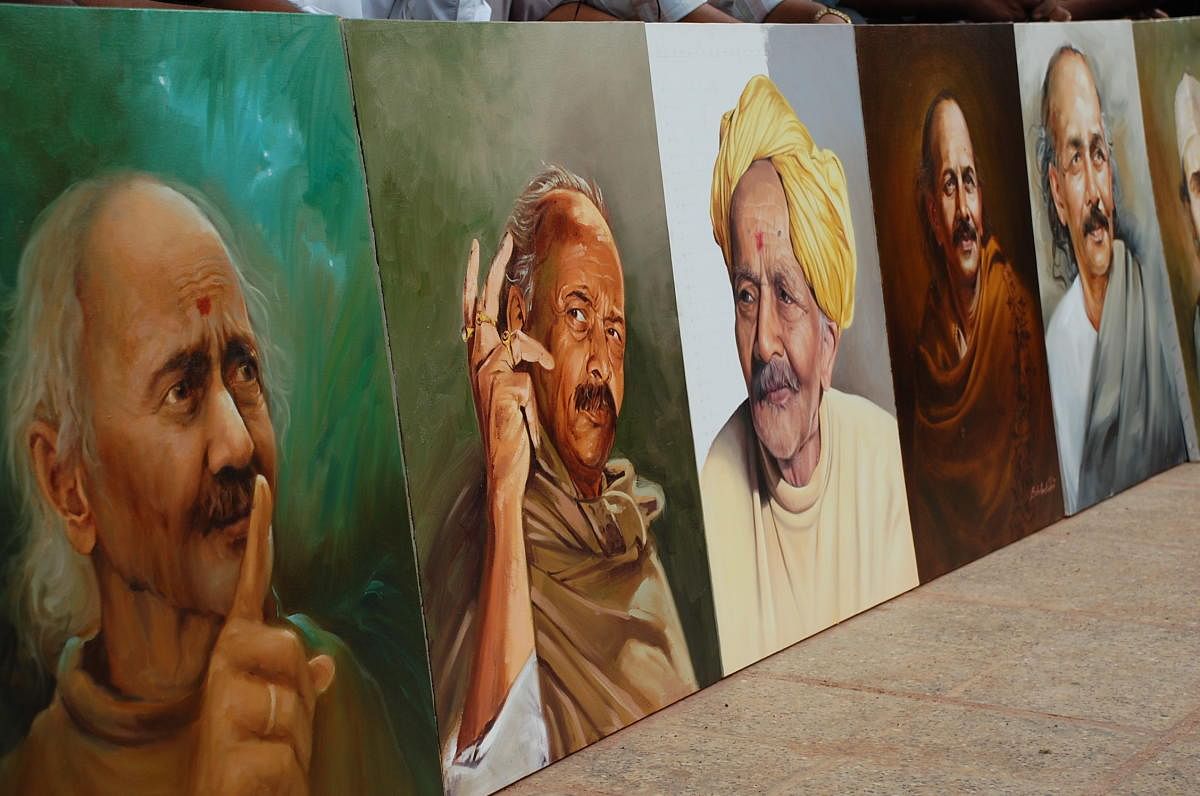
[{"xmin": 812, "ymin": 3, "xmax": 852, "ymax": 23}]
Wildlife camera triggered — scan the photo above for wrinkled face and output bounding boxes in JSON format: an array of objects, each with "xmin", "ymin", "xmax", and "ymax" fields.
[
  {"xmin": 927, "ymin": 99, "xmax": 984, "ymax": 285},
  {"xmin": 79, "ymin": 180, "xmax": 276, "ymax": 617},
  {"xmin": 1048, "ymin": 52, "xmax": 1116, "ymax": 283},
  {"xmin": 524, "ymin": 190, "xmax": 626, "ymax": 482},
  {"xmin": 1182, "ymin": 136, "xmax": 1200, "ymax": 275},
  {"xmin": 729, "ymin": 161, "xmax": 836, "ymax": 466}
]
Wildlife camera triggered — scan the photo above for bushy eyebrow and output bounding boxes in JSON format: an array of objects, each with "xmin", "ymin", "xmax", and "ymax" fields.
[
  {"xmin": 147, "ymin": 348, "xmax": 209, "ymax": 401},
  {"xmin": 564, "ymin": 288, "xmax": 594, "ymax": 307},
  {"xmin": 222, "ymin": 336, "xmax": 258, "ymax": 369},
  {"xmin": 732, "ymin": 265, "xmax": 760, "ymax": 287}
]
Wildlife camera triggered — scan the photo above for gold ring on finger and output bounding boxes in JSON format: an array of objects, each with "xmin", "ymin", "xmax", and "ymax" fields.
[
  {"xmin": 475, "ymin": 311, "xmax": 497, "ymax": 330},
  {"xmin": 461, "ymin": 324, "xmax": 474, "ymax": 343}
]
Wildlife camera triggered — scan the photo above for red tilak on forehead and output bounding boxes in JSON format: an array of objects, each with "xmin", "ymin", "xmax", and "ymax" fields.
[
  {"xmin": 754, "ymin": 231, "xmax": 765, "ymax": 252},
  {"xmin": 197, "ymin": 296, "xmax": 212, "ymax": 316}
]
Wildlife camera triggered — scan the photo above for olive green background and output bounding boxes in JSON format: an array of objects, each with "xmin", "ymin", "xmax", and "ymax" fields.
[
  {"xmin": 344, "ymin": 20, "xmax": 722, "ymax": 711},
  {"xmin": 0, "ymin": 9, "xmax": 438, "ymax": 793},
  {"xmin": 1133, "ymin": 18, "xmax": 1200, "ymax": 454}
]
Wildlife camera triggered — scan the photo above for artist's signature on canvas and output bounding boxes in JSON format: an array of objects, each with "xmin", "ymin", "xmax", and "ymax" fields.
[{"xmin": 1030, "ymin": 477, "xmax": 1058, "ymax": 499}]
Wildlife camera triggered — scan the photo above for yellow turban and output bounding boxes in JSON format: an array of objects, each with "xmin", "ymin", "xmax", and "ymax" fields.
[{"xmin": 711, "ymin": 74, "xmax": 856, "ymax": 330}]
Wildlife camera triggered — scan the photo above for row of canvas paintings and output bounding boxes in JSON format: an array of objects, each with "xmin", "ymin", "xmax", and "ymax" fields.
[{"xmin": 0, "ymin": 8, "xmax": 1197, "ymax": 796}]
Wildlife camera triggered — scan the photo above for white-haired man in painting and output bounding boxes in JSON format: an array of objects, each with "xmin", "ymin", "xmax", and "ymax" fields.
[
  {"xmin": 1038, "ymin": 45, "xmax": 1186, "ymax": 513},
  {"xmin": 0, "ymin": 172, "xmax": 407, "ymax": 795}
]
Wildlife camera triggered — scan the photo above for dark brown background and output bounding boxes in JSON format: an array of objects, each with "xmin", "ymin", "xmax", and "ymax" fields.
[{"xmin": 856, "ymin": 24, "xmax": 1063, "ymax": 581}]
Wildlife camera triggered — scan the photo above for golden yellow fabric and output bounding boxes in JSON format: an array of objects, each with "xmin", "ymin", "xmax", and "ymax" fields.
[{"xmin": 710, "ymin": 74, "xmax": 857, "ymax": 329}]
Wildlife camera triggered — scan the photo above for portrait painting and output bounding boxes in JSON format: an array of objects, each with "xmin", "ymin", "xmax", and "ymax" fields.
[
  {"xmin": 1132, "ymin": 17, "xmax": 1200, "ymax": 458},
  {"xmin": 344, "ymin": 21, "xmax": 720, "ymax": 794},
  {"xmin": 1015, "ymin": 21, "xmax": 1191, "ymax": 515},
  {"xmin": 0, "ymin": 8, "xmax": 438, "ymax": 795},
  {"xmin": 856, "ymin": 23, "xmax": 1063, "ymax": 583},
  {"xmin": 647, "ymin": 24, "xmax": 918, "ymax": 676}
]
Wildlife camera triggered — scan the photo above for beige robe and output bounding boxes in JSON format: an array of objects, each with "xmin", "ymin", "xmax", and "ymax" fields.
[
  {"xmin": 701, "ymin": 389, "xmax": 918, "ymax": 675},
  {"xmin": 426, "ymin": 434, "xmax": 698, "ymax": 769}
]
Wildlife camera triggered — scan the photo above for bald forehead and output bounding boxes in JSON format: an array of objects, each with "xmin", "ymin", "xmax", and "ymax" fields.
[
  {"xmin": 731, "ymin": 160, "xmax": 786, "ymax": 214},
  {"xmin": 536, "ymin": 189, "xmax": 612, "ymax": 246},
  {"xmin": 1048, "ymin": 51, "xmax": 1102, "ymax": 128},
  {"xmin": 930, "ymin": 99, "xmax": 975, "ymax": 161},
  {"xmin": 80, "ymin": 179, "xmax": 240, "ymax": 314}
]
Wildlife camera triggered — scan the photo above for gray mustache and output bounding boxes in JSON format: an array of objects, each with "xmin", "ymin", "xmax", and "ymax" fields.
[
  {"xmin": 751, "ymin": 357, "xmax": 800, "ymax": 402},
  {"xmin": 196, "ymin": 467, "xmax": 256, "ymax": 534},
  {"xmin": 574, "ymin": 381, "xmax": 615, "ymax": 415}
]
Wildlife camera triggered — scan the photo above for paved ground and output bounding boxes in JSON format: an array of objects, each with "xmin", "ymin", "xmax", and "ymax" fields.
[{"xmin": 506, "ymin": 463, "xmax": 1200, "ymax": 795}]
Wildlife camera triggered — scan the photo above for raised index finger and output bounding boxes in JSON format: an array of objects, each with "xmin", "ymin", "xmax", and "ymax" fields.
[
  {"xmin": 230, "ymin": 475, "xmax": 274, "ymax": 621},
  {"xmin": 483, "ymin": 233, "xmax": 514, "ymax": 322},
  {"xmin": 462, "ymin": 239, "xmax": 480, "ymax": 333}
]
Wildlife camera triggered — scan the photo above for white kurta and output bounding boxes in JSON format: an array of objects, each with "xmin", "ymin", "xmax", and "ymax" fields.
[
  {"xmin": 1045, "ymin": 276, "xmax": 1098, "ymax": 515},
  {"xmin": 700, "ymin": 388, "xmax": 919, "ymax": 675}
]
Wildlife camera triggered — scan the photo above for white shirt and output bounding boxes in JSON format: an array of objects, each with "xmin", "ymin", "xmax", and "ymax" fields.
[
  {"xmin": 1045, "ymin": 276, "xmax": 1098, "ymax": 515},
  {"xmin": 302, "ymin": 0, "xmax": 493, "ymax": 20},
  {"xmin": 442, "ymin": 655, "xmax": 549, "ymax": 795},
  {"xmin": 508, "ymin": 0, "xmax": 706, "ymax": 20}
]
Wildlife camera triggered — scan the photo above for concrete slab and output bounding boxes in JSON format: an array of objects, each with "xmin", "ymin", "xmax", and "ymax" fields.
[{"xmin": 504, "ymin": 463, "xmax": 1200, "ymax": 794}]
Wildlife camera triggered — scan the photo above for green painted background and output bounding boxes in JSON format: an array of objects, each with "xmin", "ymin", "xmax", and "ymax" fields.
[
  {"xmin": 0, "ymin": 8, "xmax": 439, "ymax": 792},
  {"xmin": 344, "ymin": 21, "xmax": 723, "ymax": 701}
]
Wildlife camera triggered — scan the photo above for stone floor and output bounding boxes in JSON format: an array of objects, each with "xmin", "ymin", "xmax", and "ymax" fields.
[{"xmin": 505, "ymin": 463, "xmax": 1200, "ymax": 795}]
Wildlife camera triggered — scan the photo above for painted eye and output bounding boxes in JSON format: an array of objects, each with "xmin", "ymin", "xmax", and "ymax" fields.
[
  {"xmin": 738, "ymin": 288, "xmax": 754, "ymax": 304},
  {"xmin": 568, "ymin": 308, "xmax": 586, "ymax": 323},
  {"xmin": 778, "ymin": 287, "xmax": 794, "ymax": 305},
  {"xmin": 232, "ymin": 359, "xmax": 259, "ymax": 384},
  {"xmin": 606, "ymin": 327, "xmax": 622, "ymax": 342},
  {"xmin": 166, "ymin": 381, "xmax": 191, "ymax": 405}
]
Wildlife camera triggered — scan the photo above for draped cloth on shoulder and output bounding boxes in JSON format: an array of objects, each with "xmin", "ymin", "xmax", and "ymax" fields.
[
  {"xmin": 1078, "ymin": 240, "xmax": 1187, "ymax": 508},
  {"xmin": 522, "ymin": 433, "xmax": 696, "ymax": 760},
  {"xmin": 910, "ymin": 236, "xmax": 1062, "ymax": 580},
  {"xmin": 424, "ymin": 435, "xmax": 697, "ymax": 766},
  {"xmin": 710, "ymin": 74, "xmax": 856, "ymax": 329}
]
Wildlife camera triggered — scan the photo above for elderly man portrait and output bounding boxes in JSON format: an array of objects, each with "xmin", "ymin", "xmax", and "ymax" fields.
[
  {"xmin": 0, "ymin": 173, "xmax": 408, "ymax": 795},
  {"xmin": 425, "ymin": 165, "xmax": 697, "ymax": 794},
  {"xmin": 907, "ymin": 92, "xmax": 1060, "ymax": 579},
  {"xmin": 1176, "ymin": 71, "xmax": 1200, "ymax": 381},
  {"xmin": 700, "ymin": 75, "xmax": 918, "ymax": 676},
  {"xmin": 1039, "ymin": 45, "xmax": 1187, "ymax": 514}
]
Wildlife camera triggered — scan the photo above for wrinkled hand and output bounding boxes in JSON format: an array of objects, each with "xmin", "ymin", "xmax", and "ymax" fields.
[
  {"xmin": 461, "ymin": 235, "xmax": 555, "ymax": 512},
  {"xmin": 1028, "ymin": 0, "xmax": 1071, "ymax": 20},
  {"xmin": 189, "ymin": 477, "xmax": 336, "ymax": 796}
]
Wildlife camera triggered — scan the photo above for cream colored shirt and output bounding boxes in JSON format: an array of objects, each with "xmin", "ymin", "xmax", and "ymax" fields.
[{"xmin": 701, "ymin": 389, "xmax": 919, "ymax": 675}]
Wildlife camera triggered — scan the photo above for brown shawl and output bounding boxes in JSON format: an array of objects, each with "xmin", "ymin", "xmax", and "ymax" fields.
[{"xmin": 909, "ymin": 236, "xmax": 1063, "ymax": 581}]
